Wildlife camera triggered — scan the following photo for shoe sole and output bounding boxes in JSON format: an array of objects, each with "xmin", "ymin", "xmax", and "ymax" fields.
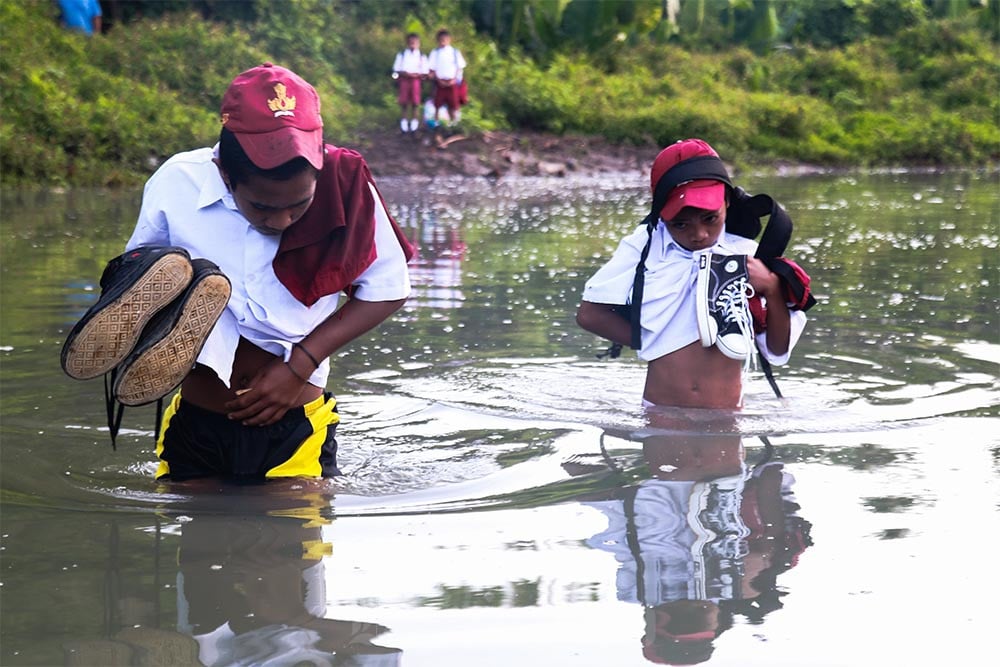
[
  {"xmin": 696, "ymin": 252, "xmax": 715, "ymax": 347},
  {"xmin": 716, "ymin": 333, "xmax": 750, "ymax": 361},
  {"xmin": 62, "ymin": 254, "xmax": 193, "ymax": 380},
  {"xmin": 113, "ymin": 274, "xmax": 230, "ymax": 406}
]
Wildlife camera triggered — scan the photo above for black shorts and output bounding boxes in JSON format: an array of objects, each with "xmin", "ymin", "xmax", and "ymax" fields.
[{"xmin": 155, "ymin": 393, "xmax": 341, "ymax": 482}]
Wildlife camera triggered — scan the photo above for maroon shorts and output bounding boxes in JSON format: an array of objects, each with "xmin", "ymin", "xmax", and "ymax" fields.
[
  {"xmin": 397, "ymin": 76, "xmax": 422, "ymax": 106},
  {"xmin": 433, "ymin": 81, "xmax": 461, "ymax": 113}
]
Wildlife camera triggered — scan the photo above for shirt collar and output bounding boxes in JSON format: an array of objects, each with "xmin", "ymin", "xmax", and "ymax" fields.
[
  {"xmin": 199, "ymin": 143, "xmax": 238, "ymax": 211},
  {"xmin": 656, "ymin": 223, "xmax": 746, "ymax": 258}
]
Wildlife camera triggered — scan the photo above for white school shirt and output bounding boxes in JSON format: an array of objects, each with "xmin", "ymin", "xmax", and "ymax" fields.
[
  {"xmin": 582, "ymin": 223, "xmax": 806, "ymax": 364},
  {"xmin": 126, "ymin": 146, "xmax": 411, "ymax": 389},
  {"xmin": 393, "ymin": 48, "xmax": 428, "ymax": 76},
  {"xmin": 428, "ymin": 45, "xmax": 466, "ymax": 81}
]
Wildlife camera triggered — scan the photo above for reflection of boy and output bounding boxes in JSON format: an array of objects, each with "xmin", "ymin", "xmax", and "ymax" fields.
[
  {"xmin": 584, "ymin": 431, "xmax": 811, "ymax": 665},
  {"xmin": 177, "ymin": 496, "xmax": 401, "ymax": 665},
  {"xmin": 577, "ymin": 138, "xmax": 809, "ymax": 409},
  {"xmin": 393, "ymin": 33, "xmax": 428, "ymax": 134},
  {"xmin": 427, "ymin": 29, "xmax": 467, "ymax": 126}
]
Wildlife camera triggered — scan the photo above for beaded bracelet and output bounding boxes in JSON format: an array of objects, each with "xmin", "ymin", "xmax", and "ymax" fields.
[{"xmin": 294, "ymin": 341, "xmax": 321, "ymax": 369}]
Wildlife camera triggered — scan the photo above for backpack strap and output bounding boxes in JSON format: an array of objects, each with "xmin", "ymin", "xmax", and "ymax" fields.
[{"xmin": 728, "ymin": 187, "xmax": 792, "ymax": 259}]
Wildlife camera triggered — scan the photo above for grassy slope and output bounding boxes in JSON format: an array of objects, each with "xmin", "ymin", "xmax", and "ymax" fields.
[{"xmin": 1, "ymin": 1, "xmax": 996, "ymax": 187}]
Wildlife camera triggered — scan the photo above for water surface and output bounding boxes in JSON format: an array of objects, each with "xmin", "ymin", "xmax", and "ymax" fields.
[{"xmin": 1, "ymin": 169, "xmax": 997, "ymax": 666}]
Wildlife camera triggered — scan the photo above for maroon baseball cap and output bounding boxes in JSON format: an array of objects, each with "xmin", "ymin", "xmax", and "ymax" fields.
[
  {"xmin": 220, "ymin": 63, "xmax": 324, "ymax": 170},
  {"xmin": 650, "ymin": 139, "xmax": 726, "ymax": 222}
]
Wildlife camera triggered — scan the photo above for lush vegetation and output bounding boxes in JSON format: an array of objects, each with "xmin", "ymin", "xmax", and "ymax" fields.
[{"xmin": 1, "ymin": 0, "xmax": 997, "ymax": 186}]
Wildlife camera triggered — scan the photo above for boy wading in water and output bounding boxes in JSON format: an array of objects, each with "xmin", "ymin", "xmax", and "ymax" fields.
[
  {"xmin": 576, "ymin": 138, "xmax": 810, "ymax": 409},
  {"xmin": 62, "ymin": 63, "xmax": 414, "ymax": 480}
]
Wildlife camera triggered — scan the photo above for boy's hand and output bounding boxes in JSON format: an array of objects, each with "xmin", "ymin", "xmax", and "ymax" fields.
[
  {"xmin": 746, "ymin": 257, "xmax": 782, "ymax": 300},
  {"xmin": 224, "ymin": 356, "xmax": 307, "ymax": 426}
]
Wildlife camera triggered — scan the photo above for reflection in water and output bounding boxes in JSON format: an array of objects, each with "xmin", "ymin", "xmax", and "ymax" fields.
[
  {"xmin": 577, "ymin": 420, "xmax": 812, "ymax": 664},
  {"xmin": 0, "ymin": 173, "xmax": 995, "ymax": 665},
  {"xmin": 397, "ymin": 204, "xmax": 466, "ymax": 310},
  {"xmin": 62, "ymin": 484, "xmax": 401, "ymax": 667}
]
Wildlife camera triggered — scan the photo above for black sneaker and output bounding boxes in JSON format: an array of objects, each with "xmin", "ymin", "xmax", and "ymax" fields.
[
  {"xmin": 113, "ymin": 259, "xmax": 231, "ymax": 406},
  {"xmin": 61, "ymin": 246, "xmax": 193, "ymax": 380},
  {"xmin": 696, "ymin": 253, "xmax": 755, "ymax": 361}
]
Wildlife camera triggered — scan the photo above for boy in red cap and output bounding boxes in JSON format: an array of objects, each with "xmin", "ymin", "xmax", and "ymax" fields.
[
  {"xmin": 576, "ymin": 138, "xmax": 809, "ymax": 409},
  {"xmin": 119, "ymin": 63, "xmax": 414, "ymax": 481}
]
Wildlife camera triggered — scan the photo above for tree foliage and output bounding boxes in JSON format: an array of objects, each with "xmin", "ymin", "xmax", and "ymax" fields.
[{"xmin": 1, "ymin": 0, "xmax": 996, "ymax": 186}]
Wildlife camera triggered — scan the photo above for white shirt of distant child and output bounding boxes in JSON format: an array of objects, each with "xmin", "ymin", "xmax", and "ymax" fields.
[
  {"xmin": 428, "ymin": 44, "xmax": 466, "ymax": 82},
  {"xmin": 583, "ymin": 223, "xmax": 807, "ymax": 365},
  {"xmin": 393, "ymin": 47, "xmax": 428, "ymax": 77},
  {"xmin": 126, "ymin": 145, "xmax": 412, "ymax": 391}
]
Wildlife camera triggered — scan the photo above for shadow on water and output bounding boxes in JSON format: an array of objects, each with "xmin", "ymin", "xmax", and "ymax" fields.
[{"xmin": 1, "ymin": 170, "xmax": 998, "ymax": 665}]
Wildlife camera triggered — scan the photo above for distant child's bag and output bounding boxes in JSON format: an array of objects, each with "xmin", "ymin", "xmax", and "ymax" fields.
[{"xmin": 453, "ymin": 47, "xmax": 468, "ymax": 105}]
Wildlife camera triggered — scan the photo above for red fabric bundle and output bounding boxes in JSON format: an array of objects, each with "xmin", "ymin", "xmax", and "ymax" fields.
[{"xmin": 273, "ymin": 145, "xmax": 415, "ymax": 306}]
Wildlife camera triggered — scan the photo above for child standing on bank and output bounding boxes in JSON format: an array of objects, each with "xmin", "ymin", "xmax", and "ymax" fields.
[
  {"xmin": 576, "ymin": 138, "xmax": 812, "ymax": 410},
  {"xmin": 427, "ymin": 29, "xmax": 467, "ymax": 127},
  {"xmin": 392, "ymin": 33, "xmax": 428, "ymax": 134}
]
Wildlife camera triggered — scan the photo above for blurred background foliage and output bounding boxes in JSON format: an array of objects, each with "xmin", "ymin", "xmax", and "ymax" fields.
[{"xmin": 1, "ymin": 0, "xmax": 997, "ymax": 186}]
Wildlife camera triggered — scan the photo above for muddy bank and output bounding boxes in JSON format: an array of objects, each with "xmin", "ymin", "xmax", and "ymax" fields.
[{"xmin": 345, "ymin": 129, "xmax": 657, "ymax": 180}]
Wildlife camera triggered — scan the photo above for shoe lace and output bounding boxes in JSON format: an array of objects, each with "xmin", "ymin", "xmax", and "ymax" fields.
[
  {"xmin": 103, "ymin": 369, "xmax": 164, "ymax": 451},
  {"xmin": 716, "ymin": 279, "xmax": 757, "ymax": 374}
]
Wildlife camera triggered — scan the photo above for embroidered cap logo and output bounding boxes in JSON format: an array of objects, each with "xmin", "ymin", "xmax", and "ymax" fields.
[{"xmin": 267, "ymin": 83, "xmax": 296, "ymax": 117}]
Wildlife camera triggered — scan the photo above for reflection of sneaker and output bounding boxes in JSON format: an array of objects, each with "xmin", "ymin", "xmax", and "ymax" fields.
[
  {"xmin": 696, "ymin": 253, "xmax": 755, "ymax": 361},
  {"xmin": 61, "ymin": 246, "xmax": 193, "ymax": 380},
  {"xmin": 113, "ymin": 259, "xmax": 230, "ymax": 406}
]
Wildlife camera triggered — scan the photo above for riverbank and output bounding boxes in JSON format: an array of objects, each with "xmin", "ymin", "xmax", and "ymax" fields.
[
  {"xmin": 346, "ymin": 129, "xmax": 658, "ymax": 180},
  {"xmin": 344, "ymin": 128, "xmax": 863, "ymax": 182}
]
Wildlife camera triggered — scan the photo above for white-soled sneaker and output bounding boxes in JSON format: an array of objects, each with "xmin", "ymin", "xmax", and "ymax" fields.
[{"xmin": 696, "ymin": 253, "xmax": 755, "ymax": 361}]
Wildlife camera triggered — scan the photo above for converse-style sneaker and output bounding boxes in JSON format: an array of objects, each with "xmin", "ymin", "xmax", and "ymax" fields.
[
  {"xmin": 696, "ymin": 252, "xmax": 755, "ymax": 361},
  {"xmin": 61, "ymin": 246, "xmax": 193, "ymax": 380},
  {"xmin": 113, "ymin": 259, "xmax": 231, "ymax": 406}
]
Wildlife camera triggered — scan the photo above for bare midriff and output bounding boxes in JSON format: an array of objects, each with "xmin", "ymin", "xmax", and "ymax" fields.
[
  {"xmin": 643, "ymin": 340, "xmax": 743, "ymax": 409},
  {"xmin": 181, "ymin": 336, "xmax": 323, "ymax": 414}
]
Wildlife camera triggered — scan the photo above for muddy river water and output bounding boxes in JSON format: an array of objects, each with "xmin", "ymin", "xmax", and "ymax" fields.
[{"xmin": 1, "ymin": 168, "xmax": 997, "ymax": 666}]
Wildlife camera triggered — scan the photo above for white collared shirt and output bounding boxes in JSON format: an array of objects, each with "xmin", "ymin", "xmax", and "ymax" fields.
[
  {"xmin": 428, "ymin": 45, "xmax": 466, "ymax": 81},
  {"xmin": 582, "ymin": 222, "xmax": 806, "ymax": 364},
  {"xmin": 126, "ymin": 146, "xmax": 411, "ymax": 389},
  {"xmin": 393, "ymin": 48, "xmax": 428, "ymax": 75}
]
